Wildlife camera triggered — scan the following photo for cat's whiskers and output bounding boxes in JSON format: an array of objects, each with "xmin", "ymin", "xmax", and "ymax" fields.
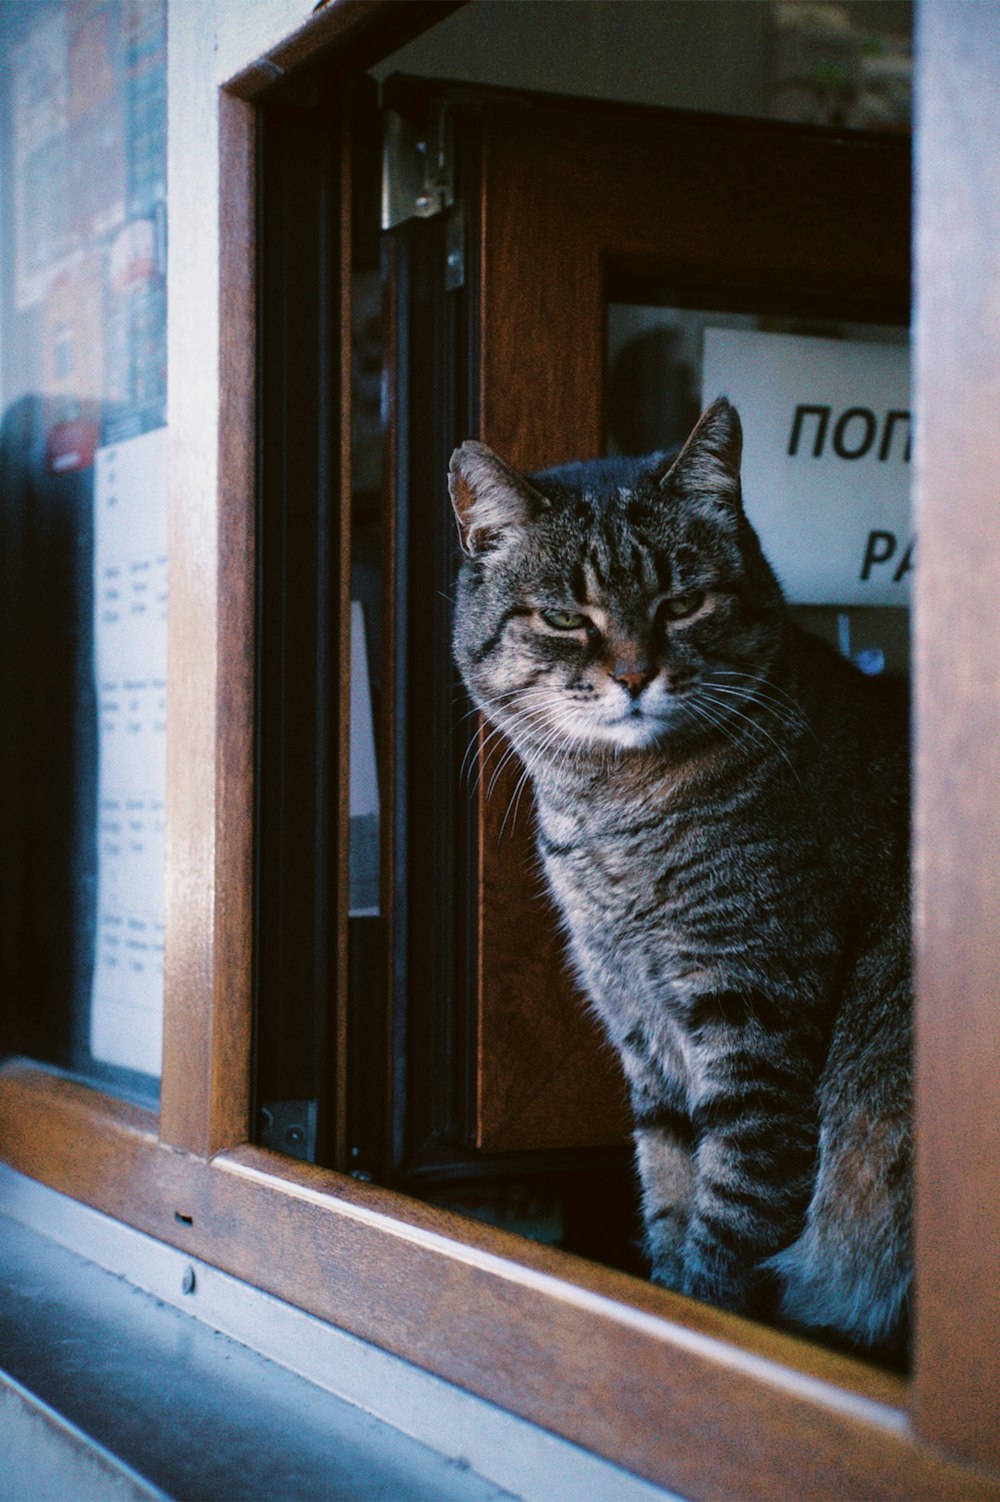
[
  {"xmin": 461, "ymin": 695, "xmax": 529, "ymax": 785},
  {"xmin": 499, "ymin": 760, "xmax": 535, "ymax": 839},
  {"xmin": 498, "ymin": 713, "xmax": 574, "ymax": 837},
  {"xmin": 701, "ymin": 680, "xmax": 802, "ymax": 738},
  {"xmin": 542, "ymin": 716, "xmax": 595, "ymax": 787},
  {"xmin": 464, "ymin": 705, "xmax": 528, "ymax": 787},
  {"xmin": 496, "ymin": 713, "xmax": 583, "ymax": 837},
  {"xmin": 476, "ymin": 721, "xmax": 534, "ymax": 798},
  {"xmin": 456, "ymin": 694, "xmax": 511, "ymax": 725},
  {"xmin": 698, "ymin": 686, "xmax": 803, "ymax": 787},
  {"xmin": 482, "ymin": 698, "xmax": 563, "ymax": 800},
  {"xmin": 678, "ymin": 693, "xmax": 741, "ymax": 755},
  {"xmin": 506, "ymin": 698, "xmax": 592, "ymax": 790},
  {"xmin": 462, "ymin": 687, "xmax": 557, "ymax": 790},
  {"xmin": 709, "ymin": 669, "xmax": 806, "ymax": 721},
  {"xmin": 466, "ymin": 721, "xmax": 512, "ymax": 791},
  {"xmin": 486, "ymin": 729, "xmax": 537, "ymax": 799},
  {"xmin": 464, "ymin": 684, "xmax": 547, "ymax": 728}
]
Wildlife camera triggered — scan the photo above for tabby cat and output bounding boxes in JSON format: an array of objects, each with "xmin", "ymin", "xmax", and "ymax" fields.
[{"xmin": 449, "ymin": 399, "xmax": 911, "ymax": 1353}]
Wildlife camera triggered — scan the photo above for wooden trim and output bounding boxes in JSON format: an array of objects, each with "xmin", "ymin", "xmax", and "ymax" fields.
[
  {"xmin": 160, "ymin": 92, "xmax": 256, "ymax": 1157},
  {"xmin": 212, "ymin": 91, "xmax": 258, "ymax": 1152},
  {"xmin": 911, "ymin": 0, "xmax": 1000, "ymax": 1470},
  {"xmin": 225, "ymin": 0, "xmax": 467, "ymax": 101},
  {"xmin": 3, "ymin": 1061, "xmax": 999, "ymax": 1502}
]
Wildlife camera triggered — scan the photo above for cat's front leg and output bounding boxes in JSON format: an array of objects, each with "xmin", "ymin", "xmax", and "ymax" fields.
[
  {"xmin": 613, "ymin": 1021, "xmax": 695, "ymax": 1288},
  {"xmin": 681, "ymin": 995, "xmax": 819, "ymax": 1315},
  {"xmin": 634, "ymin": 1104, "xmax": 696, "ymax": 1289}
]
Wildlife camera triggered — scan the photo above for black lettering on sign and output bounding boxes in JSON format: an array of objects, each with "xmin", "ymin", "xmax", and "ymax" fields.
[
  {"xmin": 893, "ymin": 538, "xmax": 915, "ymax": 582},
  {"xmin": 789, "ymin": 405, "xmax": 911, "ymax": 462},
  {"xmin": 879, "ymin": 409, "xmax": 912, "ymax": 463},
  {"xmin": 860, "ymin": 530, "xmax": 897, "ymax": 580},
  {"xmin": 860, "ymin": 531, "xmax": 916, "ymax": 583},
  {"xmin": 788, "ymin": 405, "xmax": 831, "ymax": 457},
  {"xmin": 833, "ymin": 407, "xmax": 876, "ymax": 460}
]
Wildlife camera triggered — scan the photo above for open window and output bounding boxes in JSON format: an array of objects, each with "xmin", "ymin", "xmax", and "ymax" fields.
[
  {"xmin": 253, "ymin": 58, "xmax": 912, "ymax": 1275},
  {"xmin": 1, "ymin": 2, "xmax": 998, "ymax": 1496}
]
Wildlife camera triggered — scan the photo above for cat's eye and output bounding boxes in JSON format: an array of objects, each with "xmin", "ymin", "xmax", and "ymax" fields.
[
  {"xmin": 658, "ymin": 590, "xmax": 705, "ymax": 622},
  {"xmin": 540, "ymin": 608, "xmax": 591, "ymax": 631}
]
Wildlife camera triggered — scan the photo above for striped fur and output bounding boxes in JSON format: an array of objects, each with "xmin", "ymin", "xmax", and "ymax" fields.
[{"xmin": 449, "ymin": 400, "xmax": 911, "ymax": 1355}]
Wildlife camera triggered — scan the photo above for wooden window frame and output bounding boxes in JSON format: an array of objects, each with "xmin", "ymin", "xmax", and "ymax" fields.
[{"xmin": 1, "ymin": 2, "xmax": 998, "ymax": 1496}]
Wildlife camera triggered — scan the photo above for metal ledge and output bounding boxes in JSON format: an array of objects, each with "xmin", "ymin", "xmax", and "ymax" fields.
[
  {"xmin": 0, "ymin": 1164, "xmax": 676, "ymax": 1502},
  {"xmin": 0, "ymin": 1375, "xmax": 167, "ymax": 1502}
]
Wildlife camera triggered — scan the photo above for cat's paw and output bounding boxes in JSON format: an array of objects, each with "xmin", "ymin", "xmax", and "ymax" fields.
[
  {"xmin": 680, "ymin": 1263, "xmax": 752, "ymax": 1314},
  {"xmin": 645, "ymin": 1209, "xmax": 688, "ymax": 1290},
  {"xmin": 649, "ymin": 1255, "xmax": 685, "ymax": 1292},
  {"xmin": 681, "ymin": 1255, "xmax": 782, "ymax": 1320}
]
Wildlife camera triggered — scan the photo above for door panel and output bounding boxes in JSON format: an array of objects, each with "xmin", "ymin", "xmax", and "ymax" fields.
[{"xmin": 466, "ymin": 89, "xmax": 909, "ymax": 1151}]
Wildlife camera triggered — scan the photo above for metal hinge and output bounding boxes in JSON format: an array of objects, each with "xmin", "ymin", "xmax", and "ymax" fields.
[
  {"xmin": 258, "ymin": 1098, "xmax": 318, "ymax": 1162},
  {"xmin": 381, "ymin": 105, "xmax": 455, "ymax": 229}
]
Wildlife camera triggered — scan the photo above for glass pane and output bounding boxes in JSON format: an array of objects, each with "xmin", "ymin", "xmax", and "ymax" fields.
[
  {"xmin": 373, "ymin": 0, "xmax": 912, "ymax": 135},
  {"xmin": 347, "ymin": 260, "xmax": 387, "ymax": 1179},
  {"xmin": 607, "ymin": 301, "xmax": 910, "ymax": 677},
  {"xmin": 0, "ymin": 0, "xmax": 167, "ymax": 1097}
]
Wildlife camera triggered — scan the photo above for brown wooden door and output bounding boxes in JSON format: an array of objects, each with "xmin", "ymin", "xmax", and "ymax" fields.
[
  {"xmin": 457, "ymin": 87, "xmax": 911, "ymax": 1153},
  {"xmin": 390, "ymin": 80, "xmax": 911, "ymax": 1155}
]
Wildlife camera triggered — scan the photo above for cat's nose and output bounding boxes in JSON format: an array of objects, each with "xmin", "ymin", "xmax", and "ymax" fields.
[{"xmin": 612, "ymin": 662, "xmax": 656, "ymax": 698}]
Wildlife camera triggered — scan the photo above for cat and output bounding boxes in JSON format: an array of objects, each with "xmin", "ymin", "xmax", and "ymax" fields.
[{"xmin": 448, "ymin": 398, "xmax": 911, "ymax": 1355}]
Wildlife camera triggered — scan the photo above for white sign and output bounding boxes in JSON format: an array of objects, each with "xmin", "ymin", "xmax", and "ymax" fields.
[
  {"xmin": 90, "ymin": 428, "xmax": 167, "ymax": 1078},
  {"xmin": 701, "ymin": 328, "xmax": 911, "ymax": 605}
]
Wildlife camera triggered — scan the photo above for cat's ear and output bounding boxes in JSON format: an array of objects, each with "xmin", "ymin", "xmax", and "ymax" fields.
[
  {"xmin": 660, "ymin": 398, "xmax": 743, "ymax": 514},
  {"xmin": 448, "ymin": 441, "xmax": 550, "ymax": 555}
]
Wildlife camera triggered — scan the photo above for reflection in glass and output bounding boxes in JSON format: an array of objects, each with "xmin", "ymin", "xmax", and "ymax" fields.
[
  {"xmin": 373, "ymin": 0, "xmax": 912, "ymax": 135},
  {"xmin": 606, "ymin": 301, "xmax": 910, "ymax": 677},
  {"xmin": 0, "ymin": 0, "xmax": 167, "ymax": 1094},
  {"xmin": 346, "ymin": 260, "xmax": 387, "ymax": 1178}
]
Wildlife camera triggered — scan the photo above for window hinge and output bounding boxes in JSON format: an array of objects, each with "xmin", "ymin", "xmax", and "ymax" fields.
[{"xmin": 381, "ymin": 105, "xmax": 456, "ymax": 232}]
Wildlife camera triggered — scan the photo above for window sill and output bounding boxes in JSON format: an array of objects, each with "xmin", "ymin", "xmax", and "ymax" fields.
[
  {"xmin": 4, "ymin": 1060, "xmax": 999, "ymax": 1500},
  {"xmin": 0, "ymin": 1158, "xmax": 671, "ymax": 1502}
]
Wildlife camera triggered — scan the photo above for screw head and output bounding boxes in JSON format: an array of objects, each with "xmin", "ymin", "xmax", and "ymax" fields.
[{"xmin": 181, "ymin": 1265, "xmax": 196, "ymax": 1296}]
